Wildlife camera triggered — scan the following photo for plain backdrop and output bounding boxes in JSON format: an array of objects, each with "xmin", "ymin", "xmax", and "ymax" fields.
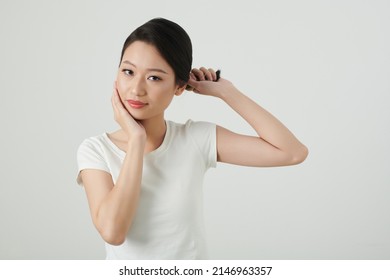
[{"xmin": 0, "ymin": 0, "xmax": 389, "ymax": 259}]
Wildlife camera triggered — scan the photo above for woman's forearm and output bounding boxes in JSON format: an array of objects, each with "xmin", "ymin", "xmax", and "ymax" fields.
[
  {"xmin": 96, "ymin": 138, "xmax": 145, "ymax": 245},
  {"xmin": 220, "ymin": 87, "xmax": 308, "ymax": 161}
]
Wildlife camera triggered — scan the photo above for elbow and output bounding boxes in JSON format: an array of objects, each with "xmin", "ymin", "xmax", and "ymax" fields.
[
  {"xmin": 97, "ymin": 224, "xmax": 127, "ymax": 246},
  {"xmin": 290, "ymin": 144, "xmax": 309, "ymax": 165},
  {"xmin": 94, "ymin": 210, "xmax": 131, "ymax": 246},
  {"xmin": 100, "ymin": 229, "xmax": 126, "ymax": 246}
]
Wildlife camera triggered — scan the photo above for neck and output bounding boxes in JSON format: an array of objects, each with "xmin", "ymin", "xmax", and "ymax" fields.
[{"xmin": 138, "ymin": 114, "xmax": 167, "ymax": 153}]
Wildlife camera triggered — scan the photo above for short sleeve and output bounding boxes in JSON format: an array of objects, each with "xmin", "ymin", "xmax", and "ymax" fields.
[
  {"xmin": 186, "ymin": 120, "xmax": 217, "ymax": 169},
  {"xmin": 76, "ymin": 137, "xmax": 110, "ymax": 186}
]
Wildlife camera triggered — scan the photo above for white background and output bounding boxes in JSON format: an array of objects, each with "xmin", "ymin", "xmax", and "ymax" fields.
[{"xmin": 0, "ymin": 0, "xmax": 389, "ymax": 259}]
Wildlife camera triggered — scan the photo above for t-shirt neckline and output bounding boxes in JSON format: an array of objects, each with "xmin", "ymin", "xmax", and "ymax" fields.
[{"xmin": 103, "ymin": 120, "xmax": 172, "ymax": 159}]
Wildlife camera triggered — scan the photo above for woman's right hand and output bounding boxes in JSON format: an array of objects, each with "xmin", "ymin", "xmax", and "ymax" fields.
[{"xmin": 111, "ymin": 82, "xmax": 147, "ymax": 143}]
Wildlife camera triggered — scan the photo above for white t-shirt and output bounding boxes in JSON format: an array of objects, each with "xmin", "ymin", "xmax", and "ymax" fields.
[{"xmin": 76, "ymin": 120, "xmax": 217, "ymax": 259}]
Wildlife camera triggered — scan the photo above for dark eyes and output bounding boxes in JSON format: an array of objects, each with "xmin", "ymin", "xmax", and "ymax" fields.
[
  {"xmin": 122, "ymin": 69, "xmax": 134, "ymax": 76},
  {"xmin": 122, "ymin": 69, "xmax": 161, "ymax": 81},
  {"xmin": 148, "ymin": 76, "xmax": 161, "ymax": 81}
]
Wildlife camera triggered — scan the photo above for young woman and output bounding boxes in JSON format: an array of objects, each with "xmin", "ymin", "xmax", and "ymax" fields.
[{"xmin": 76, "ymin": 18, "xmax": 308, "ymax": 260}]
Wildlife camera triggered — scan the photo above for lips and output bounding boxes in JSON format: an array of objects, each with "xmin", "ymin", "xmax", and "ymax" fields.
[{"xmin": 127, "ymin": 100, "xmax": 148, "ymax": 109}]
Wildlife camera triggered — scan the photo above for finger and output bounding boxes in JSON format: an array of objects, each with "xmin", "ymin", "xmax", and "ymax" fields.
[
  {"xmin": 187, "ymin": 72, "xmax": 197, "ymax": 89},
  {"xmin": 208, "ymin": 68, "xmax": 216, "ymax": 81},
  {"xmin": 114, "ymin": 87, "xmax": 127, "ymax": 108},
  {"xmin": 111, "ymin": 91, "xmax": 120, "ymax": 121},
  {"xmin": 185, "ymin": 73, "xmax": 194, "ymax": 91},
  {"xmin": 191, "ymin": 68, "xmax": 205, "ymax": 81},
  {"xmin": 113, "ymin": 88, "xmax": 128, "ymax": 115},
  {"xmin": 200, "ymin": 67, "xmax": 213, "ymax": 81},
  {"xmin": 111, "ymin": 85, "xmax": 118, "ymax": 108},
  {"xmin": 112, "ymin": 89, "xmax": 122, "ymax": 115},
  {"xmin": 187, "ymin": 82, "xmax": 198, "ymax": 90},
  {"xmin": 190, "ymin": 72, "xmax": 197, "ymax": 81},
  {"xmin": 188, "ymin": 72, "xmax": 200, "ymax": 84}
]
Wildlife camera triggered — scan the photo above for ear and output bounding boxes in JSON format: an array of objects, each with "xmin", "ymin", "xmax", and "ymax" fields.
[{"xmin": 174, "ymin": 84, "xmax": 186, "ymax": 96}]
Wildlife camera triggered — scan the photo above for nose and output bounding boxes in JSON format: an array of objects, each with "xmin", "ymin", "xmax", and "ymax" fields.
[{"xmin": 130, "ymin": 76, "xmax": 146, "ymax": 97}]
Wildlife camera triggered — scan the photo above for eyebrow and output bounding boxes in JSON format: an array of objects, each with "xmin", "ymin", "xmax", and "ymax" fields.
[{"xmin": 121, "ymin": 60, "xmax": 169, "ymax": 74}]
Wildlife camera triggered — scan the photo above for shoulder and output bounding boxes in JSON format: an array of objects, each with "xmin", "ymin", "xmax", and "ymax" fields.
[
  {"xmin": 76, "ymin": 133, "xmax": 112, "ymax": 185},
  {"xmin": 167, "ymin": 120, "xmax": 217, "ymax": 165},
  {"xmin": 77, "ymin": 132, "xmax": 118, "ymax": 160},
  {"xmin": 168, "ymin": 119, "xmax": 216, "ymax": 136},
  {"xmin": 78, "ymin": 133, "xmax": 107, "ymax": 151}
]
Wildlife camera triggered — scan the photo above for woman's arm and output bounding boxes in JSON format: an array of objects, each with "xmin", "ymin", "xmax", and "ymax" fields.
[
  {"xmin": 80, "ymin": 85, "xmax": 146, "ymax": 245},
  {"xmin": 188, "ymin": 68, "xmax": 308, "ymax": 167}
]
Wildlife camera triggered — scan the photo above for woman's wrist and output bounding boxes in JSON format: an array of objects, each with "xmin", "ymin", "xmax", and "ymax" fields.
[
  {"xmin": 219, "ymin": 86, "xmax": 243, "ymax": 103},
  {"xmin": 126, "ymin": 135, "xmax": 146, "ymax": 151}
]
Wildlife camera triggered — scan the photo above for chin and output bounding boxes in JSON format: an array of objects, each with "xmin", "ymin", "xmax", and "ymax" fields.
[
  {"xmin": 124, "ymin": 108, "xmax": 144, "ymax": 121},
  {"xmin": 128, "ymin": 111, "xmax": 150, "ymax": 122}
]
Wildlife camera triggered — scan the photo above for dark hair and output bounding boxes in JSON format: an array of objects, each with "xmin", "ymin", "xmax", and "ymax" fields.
[{"xmin": 119, "ymin": 18, "xmax": 192, "ymax": 87}]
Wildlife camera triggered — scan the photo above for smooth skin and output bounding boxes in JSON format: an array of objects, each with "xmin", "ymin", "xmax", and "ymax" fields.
[{"xmin": 80, "ymin": 41, "xmax": 308, "ymax": 245}]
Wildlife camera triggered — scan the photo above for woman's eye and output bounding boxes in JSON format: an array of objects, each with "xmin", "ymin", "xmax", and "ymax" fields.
[
  {"xmin": 148, "ymin": 76, "xmax": 161, "ymax": 81},
  {"xmin": 122, "ymin": 69, "xmax": 134, "ymax": 76}
]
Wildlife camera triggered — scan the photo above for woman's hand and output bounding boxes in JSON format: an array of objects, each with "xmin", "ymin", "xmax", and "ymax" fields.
[
  {"xmin": 187, "ymin": 67, "xmax": 235, "ymax": 98},
  {"xmin": 111, "ymin": 82, "xmax": 146, "ymax": 142}
]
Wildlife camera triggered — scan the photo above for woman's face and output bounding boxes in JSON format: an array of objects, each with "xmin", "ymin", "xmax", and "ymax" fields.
[{"xmin": 116, "ymin": 41, "xmax": 184, "ymax": 121}]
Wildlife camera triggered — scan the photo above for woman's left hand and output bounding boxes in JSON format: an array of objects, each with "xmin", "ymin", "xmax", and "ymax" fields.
[{"xmin": 187, "ymin": 67, "xmax": 234, "ymax": 98}]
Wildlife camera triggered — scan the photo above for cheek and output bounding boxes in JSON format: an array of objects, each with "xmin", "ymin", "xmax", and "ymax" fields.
[
  {"xmin": 156, "ymin": 90, "xmax": 175, "ymax": 108},
  {"xmin": 116, "ymin": 75, "xmax": 129, "ymax": 95}
]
